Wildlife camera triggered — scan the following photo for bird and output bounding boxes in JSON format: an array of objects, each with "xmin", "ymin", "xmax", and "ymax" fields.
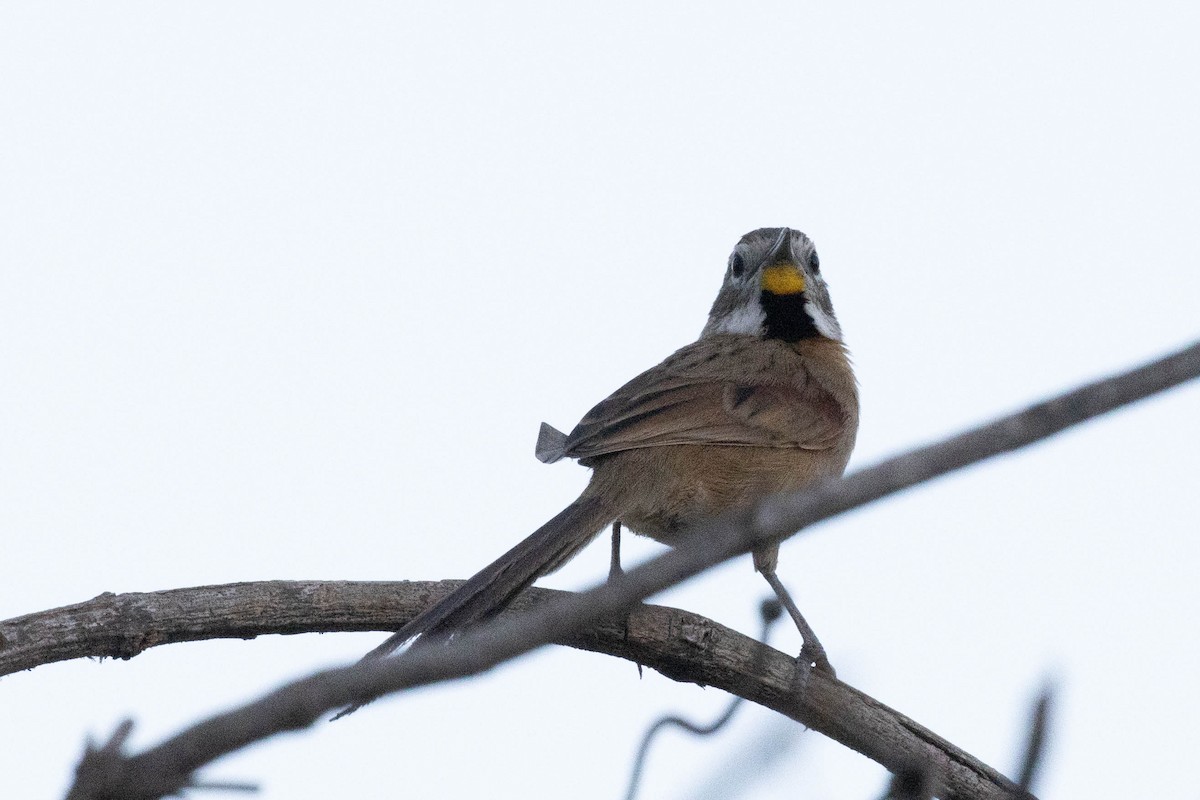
[{"xmin": 364, "ymin": 226, "xmax": 858, "ymax": 675}]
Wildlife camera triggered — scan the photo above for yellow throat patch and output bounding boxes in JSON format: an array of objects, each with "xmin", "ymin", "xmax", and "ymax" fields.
[{"xmin": 760, "ymin": 264, "xmax": 806, "ymax": 295}]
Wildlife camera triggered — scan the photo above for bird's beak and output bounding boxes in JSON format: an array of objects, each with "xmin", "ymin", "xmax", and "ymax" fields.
[
  {"xmin": 760, "ymin": 228, "xmax": 806, "ymax": 295},
  {"xmin": 765, "ymin": 227, "xmax": 793, "ymax": 265}
]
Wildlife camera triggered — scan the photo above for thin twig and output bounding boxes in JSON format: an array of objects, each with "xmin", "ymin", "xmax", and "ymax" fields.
[
  {"xmin": 624, "ymin": 599, "xmax": 783, "ymax": 800},
  {"xmin": 879, "ymin": 762, "xmax": 937, "ymax": 800},
  {"xmin": 1014, "ymin": 684, "xmax": 1055, "ymax": 793},
  {"xmin": 687, "ymin": 716, "xmax": 805, "ymax": 800}
]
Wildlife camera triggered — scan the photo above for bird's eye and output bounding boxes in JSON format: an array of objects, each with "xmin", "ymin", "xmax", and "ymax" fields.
[
  {"xmin": 730, "ymin": 253, "xmax": 746, "ymax": 278},
  {"xmin": 808, "ymin": 251, "xmax": 820, "ymax": 273}
]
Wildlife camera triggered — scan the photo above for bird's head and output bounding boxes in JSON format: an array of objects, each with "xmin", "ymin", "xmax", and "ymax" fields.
[{"xmin": 702, "ymin": 227, "xmax": 843, "ymax": 343}]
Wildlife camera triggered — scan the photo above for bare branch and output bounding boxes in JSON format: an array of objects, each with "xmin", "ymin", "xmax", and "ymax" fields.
[
  {"xmin": 1, "ymin": 580, "xmax": 437, "ymax": 678},
  {"xmin": 1014, "ymin": 684, "xmax": 1055, "ymax": 793},
  {"xmin": 30, "ymin": 581, "xmax": 1019, "ymax": 800},
  {"xmin": 58, "ymin": 339, "xmax": 1200, "ymax": 799}
]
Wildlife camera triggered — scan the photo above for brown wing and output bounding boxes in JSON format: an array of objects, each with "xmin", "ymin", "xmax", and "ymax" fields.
[{"xmin": 562, "ymin": 337, "xmax": 847, "ymax": 460}]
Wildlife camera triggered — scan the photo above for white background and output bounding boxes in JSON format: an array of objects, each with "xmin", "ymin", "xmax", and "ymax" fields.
[{"xmin": 2, "ymin": 4, "xmax": 1198, "ymax": 798}]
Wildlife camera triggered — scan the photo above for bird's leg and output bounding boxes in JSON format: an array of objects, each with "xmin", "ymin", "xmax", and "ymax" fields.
[
  {"xmin": 759, "ymin": 568, "xmax": 835, "ymax": 678},
  {"xmin": 609, "ymin": 520, "xmax": 624, "ymax": 581},
  {"xmin": 609, "ymin": 520, "xmax": 643, "ymax": 676}
]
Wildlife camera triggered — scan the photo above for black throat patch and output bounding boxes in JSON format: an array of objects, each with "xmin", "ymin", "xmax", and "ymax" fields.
[{"xmin": 760, "ymin": 291, "xmax": 819, "ymax": 342}]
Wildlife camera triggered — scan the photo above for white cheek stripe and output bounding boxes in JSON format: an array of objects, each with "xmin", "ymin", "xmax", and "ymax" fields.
[
  {"xmin": 805, "ymin": 299, "xmax": 843, "ymax": 341},
  {"xmin": 713, "ymin": 304, "xmax": 765, "ymax": 335}
]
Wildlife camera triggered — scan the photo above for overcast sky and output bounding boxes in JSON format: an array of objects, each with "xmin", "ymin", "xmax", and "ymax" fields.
[{"xmin": 2, "ymin": 4, "xmax": 1198, "ymax": 798}]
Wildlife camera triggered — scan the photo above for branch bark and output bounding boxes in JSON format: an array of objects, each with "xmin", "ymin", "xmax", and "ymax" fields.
[{"xmin": 42, "ymin": 338, "xmax": 1200, "ymax": 800}]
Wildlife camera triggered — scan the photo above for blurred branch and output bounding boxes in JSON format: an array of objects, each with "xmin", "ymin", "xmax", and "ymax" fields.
[
  {"xmin": 1014, "ymin": 684, "xmax": 1055, "ymax": 793},
  {"xmin": 880, "ymin": 762, "xmax": 938, "ymax": 800},
  {"xmin": 624, "ymin": 599, "xmax": 785, "ymax": 800},
  {"xmin": 688, "ymin": 715, "xmax": 804, "ymax": 800},
  {"xmin": 49, "ymin": 338, "xmax": 1200, "ymax": 799}
]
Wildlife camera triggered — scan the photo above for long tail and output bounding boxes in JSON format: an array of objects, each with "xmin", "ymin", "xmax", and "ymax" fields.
[{"xmin": 364, "ymin": 493, "xmax": 614, "ymax": 661}]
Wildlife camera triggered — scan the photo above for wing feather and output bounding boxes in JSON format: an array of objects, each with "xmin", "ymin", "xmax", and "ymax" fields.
[{"xmin": 561, "ymin": 337, "xmax": 846, "ymax": 460}]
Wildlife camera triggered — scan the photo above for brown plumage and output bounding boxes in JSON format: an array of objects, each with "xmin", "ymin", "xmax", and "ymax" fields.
[{"xmin": 363, "ymin": 227, "xmax": 859, "ymax": 671}]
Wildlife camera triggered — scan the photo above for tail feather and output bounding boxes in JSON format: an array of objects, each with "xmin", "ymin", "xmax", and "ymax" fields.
[
  {"xmin": 535, "ymin": 422, "xmax": 569, "ymax": 464},
  {"xmin": 364, "ymin": 493, "xmax": 613, "ymax": 661}
]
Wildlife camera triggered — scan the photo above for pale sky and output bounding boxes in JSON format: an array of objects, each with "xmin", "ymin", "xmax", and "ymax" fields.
[{"xmin": 2, "ymin": 4, "xmax": 1198, "ymax": 798}]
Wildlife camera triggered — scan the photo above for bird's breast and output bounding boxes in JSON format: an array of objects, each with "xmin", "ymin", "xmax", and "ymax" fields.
[{"xmin": 590, "ymin": 443, "xmax": 849, "ymax": 546}]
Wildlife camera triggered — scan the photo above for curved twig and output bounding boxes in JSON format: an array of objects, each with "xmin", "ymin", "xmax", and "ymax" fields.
[{"xmin": 623, "ymin": 599, "xmax": 784, "ymax": 800}]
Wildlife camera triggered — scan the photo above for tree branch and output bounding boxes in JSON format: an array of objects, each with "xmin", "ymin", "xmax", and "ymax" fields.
[
  {"xmin": 53, "ymin": 338, "xmax": 1200, "ymax": 799},
  {"xmin": 1, "ymin": 580, "xmax": 432, "ymax": 678},
  {"xmin": 8, "ymin": 580, "xmax": 1018, "ymax": 800}
]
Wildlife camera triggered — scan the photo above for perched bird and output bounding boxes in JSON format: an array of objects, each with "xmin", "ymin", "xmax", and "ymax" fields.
[{"xmin": 366, "ymin": 227, "xmax": 858, "ymax": 673}]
